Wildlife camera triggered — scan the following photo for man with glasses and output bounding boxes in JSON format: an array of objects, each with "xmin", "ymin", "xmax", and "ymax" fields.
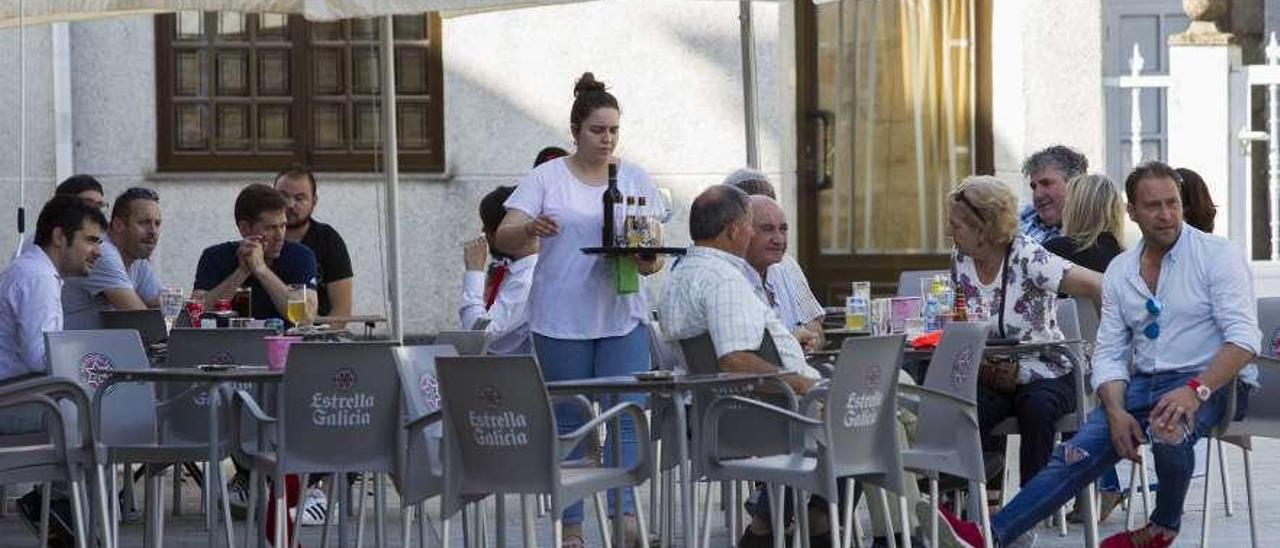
[
  {"xmin": 54, "ymin": 174, "xmax": 108, "ymax": 210},
  {"xmin": 952, "ymin": 161, "xmax": 1259, "ymax": 548},
  {"xmin": 274, "ymin": 166, "xmax": 353, "ymax": 327},
  {"xmin": 62, "ymin": 187, "xmax": 164, "ymax": 328}
]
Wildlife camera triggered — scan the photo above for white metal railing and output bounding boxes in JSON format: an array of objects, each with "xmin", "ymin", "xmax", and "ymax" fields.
[
  {"xmin": 1241, "ymin": 33, "xmax": 1280, "ymax": 261},
  {"xmin": 1103, "ymin": 44, "xmax": 1172, "ymax": 169}
]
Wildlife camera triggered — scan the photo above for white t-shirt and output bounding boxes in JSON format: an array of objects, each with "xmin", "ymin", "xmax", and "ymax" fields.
[{"xmin": 505, "ymin": 158, "xmax": 658, "ymax": 339}]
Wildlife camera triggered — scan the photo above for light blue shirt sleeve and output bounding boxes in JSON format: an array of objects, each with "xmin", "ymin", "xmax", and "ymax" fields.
[
  {"xmin": 1091, "ymin": 269, "xmax": 1133, "ymax": 391},
  {"xmin": 1208, "ymin": 242, "xmax": 1261, "ymax": 357},
  {"xmin": 17, "ymin": 275, "xmax": 62, "ymax": 374},
  {"xmin": 83, "ymin": 243, "xmax": 133, "ymax": 295},
  {"xmin": 131, "ymin": 260, "xmax": 163, "ymax": 305}
]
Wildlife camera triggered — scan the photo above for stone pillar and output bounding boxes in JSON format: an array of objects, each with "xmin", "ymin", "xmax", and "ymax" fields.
[{"xmin": 1167, "ymin": 0, "xmax": 1242, "ymax": 239}]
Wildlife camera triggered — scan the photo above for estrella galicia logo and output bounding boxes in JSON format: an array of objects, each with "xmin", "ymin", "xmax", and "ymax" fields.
[
  {"xmin": 864, "ymin": 362, "xmax": 883, "ymax": 390},
  {"xmin": 952, "ymin": 346, "xmax": 975, "ymax": 390},
  {"xmin": 333, "ymin": 368, "xmax": 357, "ymax": 391},
  {"xmin": 478, "ymin": 385, "xmax": 502, "ymax": 410},
  {"xmin": 209, "ymin": 351, "xmax": 234, "ymax": 366},
  {"xmin": 419, "ymin": 373, "xmax": 440, "ymax": 412},
  {"xmin": 79, "ymin": 352, "xmax": 114, "ymax": 390}
]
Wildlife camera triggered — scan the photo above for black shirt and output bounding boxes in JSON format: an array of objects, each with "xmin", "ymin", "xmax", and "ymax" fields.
[
  {"xmin": 193, "ymin": 241, "xmax": 318, "ymax": 321},
  {"xmin": 299, "ymin": 220, "xmax": 354, "ymax": 316},
  {"xmin": 1042, "ymin": 232, "xmax": 1122, "ymax": 274}
]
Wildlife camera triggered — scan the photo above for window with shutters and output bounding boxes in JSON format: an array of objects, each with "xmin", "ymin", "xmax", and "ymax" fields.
[{"xmin": 155, "ymin": 12, "xmax": 444, "ymax": 172}]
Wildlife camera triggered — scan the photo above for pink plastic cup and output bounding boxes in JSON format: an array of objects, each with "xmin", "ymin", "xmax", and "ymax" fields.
[{"xmin": 265, "ymin": 336, "xmax": 303, "ymax": 371}]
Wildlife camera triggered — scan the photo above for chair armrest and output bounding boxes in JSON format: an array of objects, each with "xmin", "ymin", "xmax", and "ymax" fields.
[
  {"xmin": 700, "ymin": 395, "xmax": 823, "ymax": 464},
  {"xmin": 752, "ymin": 376, "xmax": 800, "ymax": 411},
  {"xmin": 557, "ymin": 402, "xmax": 652, "ymax": 476},
  {"xmin": 799, "ymin": 386, "xmax": 829, "ymax": 417},
  {"xmin": 227, "ymin": 388, "xmax": 276, "ymax": 463},
  {"xmin": 897, "ymin": 383, "xmax": 979, "ymax": 426},
  {"xmin": 403, "ymin": 410, "xmax": 442, "ymax": 434},
  {"xmin": 0, "ymin": 379, "xmax": 100, "ymax": 461}
]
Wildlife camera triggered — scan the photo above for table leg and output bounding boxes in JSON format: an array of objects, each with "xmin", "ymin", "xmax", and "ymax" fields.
[
  {"xmin": 207, "ymin": 384, "xmax": 221, "ymax": 548},
  {"xmin": 674, "ymin": 396, "xmax": 694, "ymax": 547},
  {"xmin": 609, "ymin": 394, "xmax": 625, "ymax": 547}
]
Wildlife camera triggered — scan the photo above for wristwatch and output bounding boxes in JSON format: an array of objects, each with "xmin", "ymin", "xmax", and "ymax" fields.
[{"xmin": 1187, "ymin": 378, "xmax": 1212, "ymax": 402}]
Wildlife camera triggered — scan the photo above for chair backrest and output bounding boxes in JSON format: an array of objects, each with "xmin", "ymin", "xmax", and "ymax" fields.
[
  {"xmin": 1258, "ymin": 297, "xmax": 1280, "ymax": 359},
  {"xmin": 679, "ymin": 332, "xmax": 791, "ymax": 459},
  {"xmin": 434, "ymin": 330, "xmax": 489, "ymax": 356},
  {"xmin": 44, "ymin": 330, "xmax": 155, "ymax": 446},
  {"xmin": 678, "ymin": 331, "xmax": 782, "ymax": 376},
  {"xmin": 163, "ymin": 328, "xmax": 274, "ymax": 443},
  {"xmin": 896, "ymin": 270, "xmax": 948, "ymax": 298},
  {"xmin": 1071, "ymin": 296, "xmax": 1100, "ymax": 345},
  {"xmin": 435, "ymin": 355, "xmax": 557, "ymax": 497},
  {"xmin": 913, "ymin": 322, "xmax": 988, "ymax": 482},
  {"xmin": 392, "ymin": 344, "xmax": 457, "ymax": 504},
  {"xmin": 825, "ymin": 335, "xmax": 908, "ymax": 492},
  {"xmin": 277, "ymin": 342, "xmax": 400, "ymax": 475},
  {"xmin": 100, "ymin": 309, "xmax": 168, "ymax": 346}
]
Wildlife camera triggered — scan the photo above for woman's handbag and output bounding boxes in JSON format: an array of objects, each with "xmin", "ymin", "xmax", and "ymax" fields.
[{"xmin": 962, "ymin": 244, "xmax": 1021, "ymax": 394}]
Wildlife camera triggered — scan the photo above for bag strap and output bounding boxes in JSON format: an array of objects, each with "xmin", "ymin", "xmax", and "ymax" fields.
[{"xmin": 997, "ymin": 243, "xmax": 1013, "ymax": 339}]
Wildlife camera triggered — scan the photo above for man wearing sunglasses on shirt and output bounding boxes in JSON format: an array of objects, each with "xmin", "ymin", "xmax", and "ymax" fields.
[{"xmin": 949, "ymin": 161, "xmax": 1259, "ymax": 548}]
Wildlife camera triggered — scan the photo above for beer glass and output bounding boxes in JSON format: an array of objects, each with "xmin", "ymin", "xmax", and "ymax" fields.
[
  {"xmin": 845, "ymin": 281, "xmax": 871, "ymax": 331},
  {"xmin": 286, "ymin": 284, "xmax": 311, "ymax": 328},
  {"xmin": 160, "ymin": 287, "xmax": 184, "ymax": 331}
]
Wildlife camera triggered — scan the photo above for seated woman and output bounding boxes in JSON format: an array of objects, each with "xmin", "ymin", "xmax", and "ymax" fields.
[
  {"xmin": 1176, "ymin": 167, "xmax": 1217, "ymax": 233},
  {"xmin": 1043, "ymin": 173, "xmax": 1128, "ymax": 522},
  {"xmin": 946, "ymin": 176, "xmax": 1102, "ymax": 500}
]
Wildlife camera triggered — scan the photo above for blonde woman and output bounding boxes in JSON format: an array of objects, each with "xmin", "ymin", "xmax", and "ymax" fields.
[
  {"xmin": 946, "ymin": 176, "xmax": 1103, "ymax": 494},
  {"xmin": 1044, "ymin": 173, "xmax": 1126, "ymax": 273}
]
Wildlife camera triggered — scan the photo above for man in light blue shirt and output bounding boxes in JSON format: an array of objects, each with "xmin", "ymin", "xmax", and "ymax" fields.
[
  {"xmin": 62, "ymin": 187, "xmax": 163, "ymax": 329},
  {"xmin": 0, "ymin": 195, "xmax": 107, "ymax": 390},
  {"xmin": 974, "ymin": 162, "xmax": 1259, "ymax": 548}
]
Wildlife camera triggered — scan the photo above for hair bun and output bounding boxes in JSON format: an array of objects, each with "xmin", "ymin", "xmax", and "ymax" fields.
[{"xmin": 573, "ymin": 72, "xmax": 607, "ymax": 97}]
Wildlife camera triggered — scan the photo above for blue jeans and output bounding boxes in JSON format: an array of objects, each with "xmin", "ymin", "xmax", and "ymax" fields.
[
  {"xmin": 991, "ymin": 371, "xmax": 1249, "ymax": 546},
  {"xmin": 533, "ymin": 324, "xmax": 649, "ymax": 525}
]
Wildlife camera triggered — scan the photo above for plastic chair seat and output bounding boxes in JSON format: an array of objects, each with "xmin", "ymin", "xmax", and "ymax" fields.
[
  {"xmin": 560, "ymin": 466, "xmax": 648, "ymax": 498},
  {"xmin": 712, "ymin": 454, "xmax": 819, "ymax": 481},
  {"xmin": 989, "ymin": 413, "xmax": 1079, "ymax": 437}
]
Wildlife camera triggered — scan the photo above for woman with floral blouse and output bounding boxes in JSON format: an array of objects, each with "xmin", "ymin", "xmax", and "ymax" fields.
[{"xmin": 947, "ymin": 176, "xmax": 1103, "ymax": 496}]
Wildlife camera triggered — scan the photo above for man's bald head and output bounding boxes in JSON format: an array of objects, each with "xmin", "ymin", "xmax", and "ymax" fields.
[
  {"xmin": 746, "ymin": 195, "xmax": 788, "ymax": 272},
  {"xmin": 690, "ymin": 184, "xmax": 754, "ymax": 256}
]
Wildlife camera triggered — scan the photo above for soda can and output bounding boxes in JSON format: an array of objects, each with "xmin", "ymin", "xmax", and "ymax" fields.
[
  {"xmin": 185, "ymin": 300, "xmax": 205, "ymax": 326},
  {"xmin": 215, "ymin": 298, "xmax": 233, "ymax": 312}
]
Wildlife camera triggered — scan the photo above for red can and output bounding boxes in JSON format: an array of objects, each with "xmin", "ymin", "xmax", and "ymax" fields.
[
  {"xmin": 214, "ymin": 298, "xmax": 233, "ymax": 312},
  {"xmin": 185, "ymin": 300, "xmax": 205, "ymax": 325}
]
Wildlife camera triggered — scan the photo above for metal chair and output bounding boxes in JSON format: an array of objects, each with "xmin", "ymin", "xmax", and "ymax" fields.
[
  {"xmin": 229, "ymin": 341, "xmax": 401, "ymax": 548},
  {"xmin": 433, "ymin": 331, "xmax": 489, "ymax": 356},
  {"xmin": 895, "ymin": 270, "xmax": 948, "ymax": 298},
  {"xmin": 392, "ymin": 344, "xmax": 457, "ymax": 548},
  {"xmin": 0, "ymin": 376, "xmax": 114, "ymax": 548},
  {"xmin": 700, "ymin": 335, "xmax": 914, "ymax": 548},
  {"xmin": 45, "ymin": 329, "xmax": 229, "ymax": 547},
  {"xmin": 434, "ymin": 354, "xmax": 653, "ymax": 548},
  {"xmin": 1197, "ymin": 296, "xmax": 1280, "ymax": 548},
  {"xmin": 898, "ymin": 322, "xmax": 993, "ymax": 548}
]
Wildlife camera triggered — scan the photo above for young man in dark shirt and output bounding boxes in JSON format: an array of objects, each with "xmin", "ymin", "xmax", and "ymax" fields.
[
  {"xmin": 192, "ymin": 183, "xmax": 318, "ymax": 322},
  {"xmin": 274, "ymin": 165, "xmax": 353, "ymax": 325}
]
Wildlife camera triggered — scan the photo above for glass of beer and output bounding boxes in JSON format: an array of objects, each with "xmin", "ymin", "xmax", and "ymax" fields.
[
  {"xmin": 286, "ymin": 284, "xmax": 311, "ymax": 328},
  {"xmin": 160, "ymin": 287, "xmax": 184, "ymax": 331}
]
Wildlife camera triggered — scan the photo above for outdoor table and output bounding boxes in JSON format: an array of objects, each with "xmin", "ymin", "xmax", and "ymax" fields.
[
  {"xmin": 316, "ymin": 315, "xmax": 387, "ymax": 339},
  {"xmin": 546, "ymin": 371, "xmax": 787, "ymax": 548},
  {"xmin": 100, "ymin": 366, "xmax": 282, "ymax": 548}
]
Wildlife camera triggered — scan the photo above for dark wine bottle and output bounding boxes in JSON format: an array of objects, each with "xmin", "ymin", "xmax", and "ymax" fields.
[{"xmin": 602, "ymin": 163, "xmax": 622, "ymax": 248}]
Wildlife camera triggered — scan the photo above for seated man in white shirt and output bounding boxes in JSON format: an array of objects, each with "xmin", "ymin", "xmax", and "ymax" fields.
[
  {"xmin": 62, "ymin": 187, "xmax": 164, "ymax": 329},
  {"xmin": 724, "ymin": 168, "xmax": 827, "ymax": 350},
  {"xmin": 460, "ymin": 185, "xmax": 537, "ymax": 355},
  {"xmin": 741, "ymin": 194, "xmax": 825, "ymax": 351},
  {"xmin": 958, "ymin": 162, "xmax": 1259, "ymax": 548},
  {"xmin": 0, "ymin": 195, "xmax": 106, "ymax": 545}
]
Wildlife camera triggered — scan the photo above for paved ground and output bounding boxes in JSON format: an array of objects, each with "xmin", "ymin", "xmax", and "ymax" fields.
[{"xmin": 0, "ymin": 438, "xmax": 1275, "ymax": 547}]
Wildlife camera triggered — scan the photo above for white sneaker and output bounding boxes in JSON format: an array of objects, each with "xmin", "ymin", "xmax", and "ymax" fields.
[{"xmin": 300, "ymin": 488, "xmax": 329, "ymax": 527}]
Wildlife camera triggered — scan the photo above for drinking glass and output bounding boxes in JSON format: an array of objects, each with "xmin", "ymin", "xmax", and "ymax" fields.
[
  {"xmin": 870, "ymin": 298, "xmax": 893, "ymax": 336},
  {"xmin": 845, "ymin": 281, "xmax": 871, "ymax": 331},
  {"xmin": 286, "ymin": 284, "xmax": 311, "ymax": 328},
  {"xmin": 160, "ymin": 287, "xmax": 184, "ymax": 331}
]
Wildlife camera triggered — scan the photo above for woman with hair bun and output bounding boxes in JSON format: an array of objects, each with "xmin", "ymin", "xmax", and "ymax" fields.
[{"xmin": 495, "ymin": 72, "xmax": 659, "ymax": 547}]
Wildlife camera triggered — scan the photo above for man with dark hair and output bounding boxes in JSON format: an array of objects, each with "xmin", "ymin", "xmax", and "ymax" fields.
[
  {"xmin": 1020, "ymin": 145, "xmax": 1089, "ymax": 243},
  {"xmin": 459, "ymin": 185, "xmax": 538, "ymax": 355},
  {"xmin": 273, "ymin": 165, "xmax": 353, "ymax": 325},
  {"xmin": 1, "ymin": 195, "xmax": 106, "ymax": 546},
  {"xmin": 62, "ymin": 187, "xmax": 164, "ymax": 328},
  {"xmin": 193, "ymin": 183, "xmax": 318, "ymax": 323},
  {"xmin": 1, "ymin": 196, "xmax": 106, "ymax": 381},
  {"xmin": 953, "ymin": 161, "xmax": 1259, "ymax": 548},
  {"xmin": 55, "ymin": 174, "xmax": 107, "ymax": 210}
]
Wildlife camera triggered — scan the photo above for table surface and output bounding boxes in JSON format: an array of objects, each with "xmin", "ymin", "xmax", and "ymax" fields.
[
  {"xmin": 546, "ymin": 371, "xmax": 786, "ymax": 394},
  {"xmin": 806, "ymin": 338, "xmax": 1082, "ymax": 359},
  {"xmin": 107, "ymin": 365, "xmax": 282, "ymax": 383},
  {"xmin": 316, "ymin": 315, "xmax": 387, "ymax": 324}
]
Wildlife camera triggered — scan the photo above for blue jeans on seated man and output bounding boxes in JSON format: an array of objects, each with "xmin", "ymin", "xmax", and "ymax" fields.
[
  {"xmin": 533, "ymin": 325, "xmax": 649, "ymax": 526},
  {"xmin": 990, "ymin": 371, "xmax": 1250, "ymax": 546}
]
